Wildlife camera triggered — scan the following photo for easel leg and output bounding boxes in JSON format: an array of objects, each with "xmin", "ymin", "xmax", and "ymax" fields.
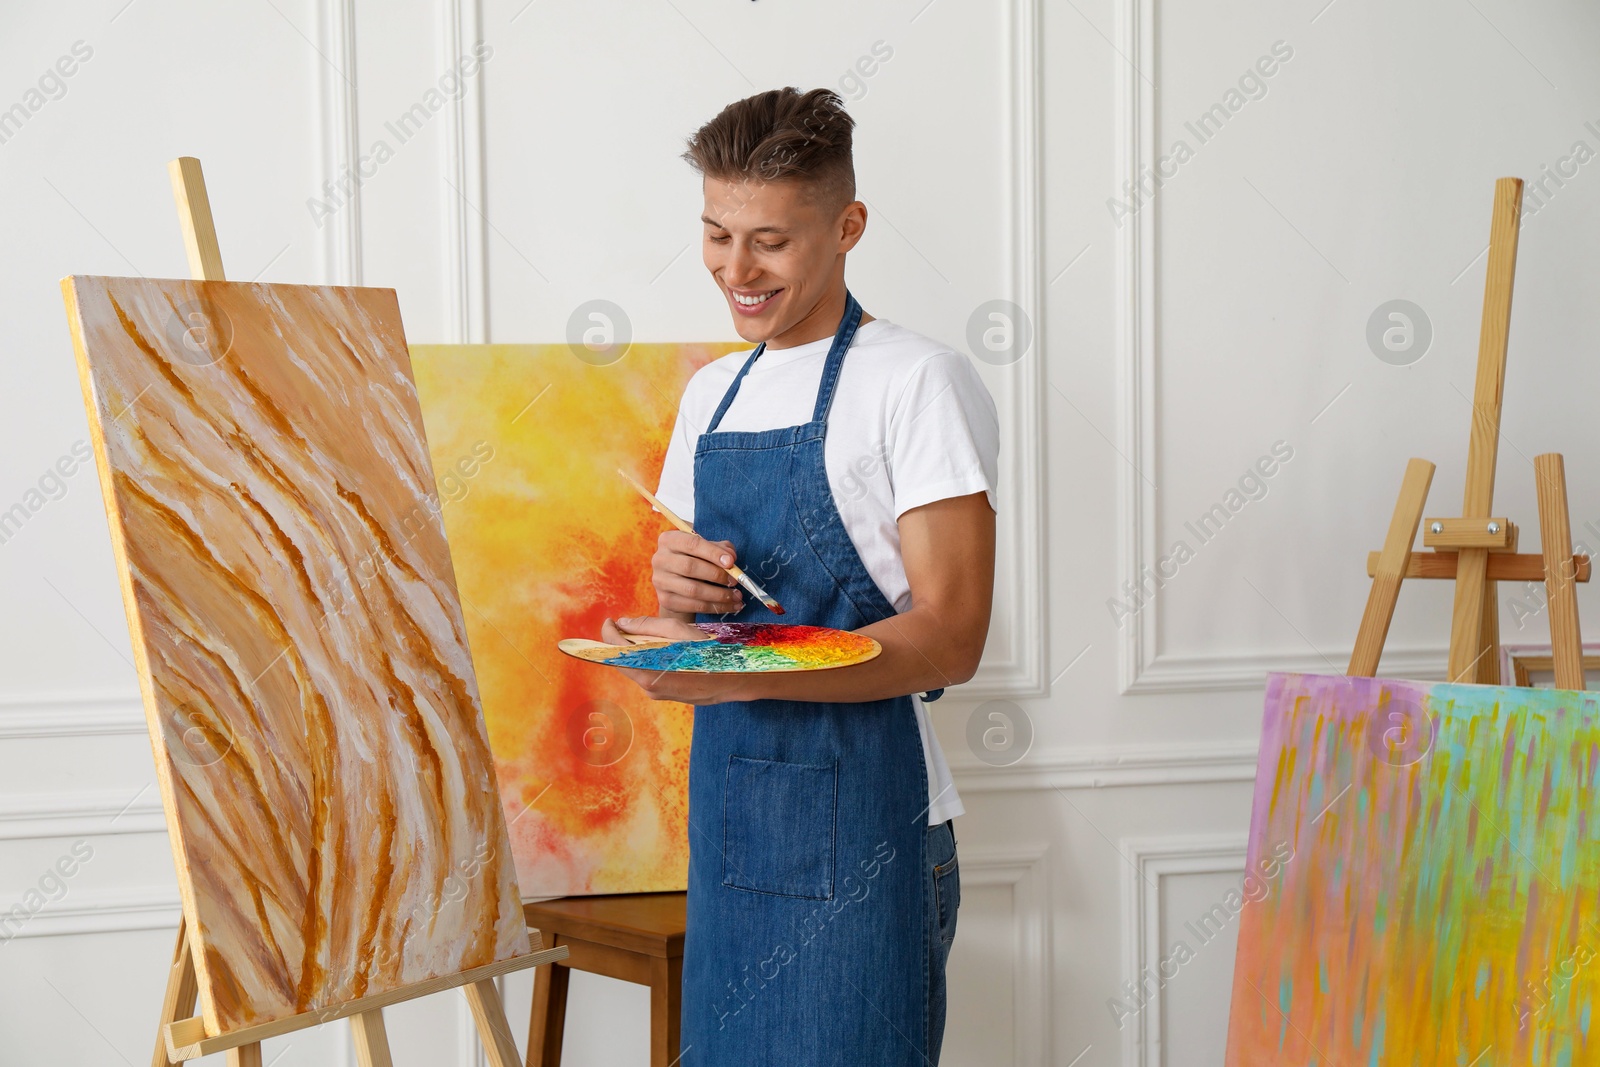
[
  {"xmin": 351, "ymin": 1009, "xmax": 394, "ymax": 1067},
  {"xmin": 1350, "ymin": 458, "xmax": 1435, "ymax": 676},
  {"xmin": 1448, "ymin": 548, "xmax": 1492, "ymax": 683},
  {"xmin": 648, "ymin": 954, "xmax": 682, "ymax": 1067},
  {"xmin": 152, "ymin": 919, "xmax": 198, "ymax": 1067},
  {"xmin": 1536, "ymin": 453, "xmax": 1586, "ymax": 690},
  {"xmin": 526, "ymin": 946, "xmax": 569, "ymax": 1067},
  {"xmin": 465, "ymin": 977, "xmax": 524, "ymax": 1067},
  {"xmin": 226, "ymin": 1045, "xmax": 262, "ymax": 1067},
  {"xmin": 1477, "ymin": 577, "xmax": 1502, "ymax": 684},
  {"xmin": 1450, "ymin": 176, "xmax": 1521, "ymax": 683}
]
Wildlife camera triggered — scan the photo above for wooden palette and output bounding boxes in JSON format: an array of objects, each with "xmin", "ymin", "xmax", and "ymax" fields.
[{"xmin": 559, "ymin": 623, "xmax": 881, "ymax": 673}]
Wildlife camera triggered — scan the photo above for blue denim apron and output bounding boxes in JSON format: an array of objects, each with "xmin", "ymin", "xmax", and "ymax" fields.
[{"xmin": 681, "ymin": 293, "xmax": 946, "ymax": 1064}]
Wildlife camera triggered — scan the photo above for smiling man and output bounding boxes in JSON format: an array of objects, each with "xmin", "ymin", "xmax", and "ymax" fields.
[{"xmin": 600, "ymin": 86, "xmax": 998, "ymax": 1066}]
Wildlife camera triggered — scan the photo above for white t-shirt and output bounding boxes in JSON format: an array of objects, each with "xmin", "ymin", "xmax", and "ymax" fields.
[{"xmin": 655, "ymin": 317, "xmax": 1000, "ymax": 825}]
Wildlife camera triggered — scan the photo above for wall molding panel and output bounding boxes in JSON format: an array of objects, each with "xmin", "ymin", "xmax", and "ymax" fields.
[
  {"xmin": 457, "ymin": 992, "xmax": 491, "ymax": 1067},
  {"xmin": 1123, "ymin": 643, "xmax": 1453, "ymax": 695},
  {"xmin": 950, "ymin": 739, "xmax": 1257, "ymax": 792},
  {"xmin": 0, "ymin": 886, "xmax": 181, "ymax": 941},
  {"xmin": 1109, "ymin": 0, "xmax": 1455, "ymax": 695},
  {"xmin": 316, "ymin": 0, "xmax": 363, "ymax": 286},
  {"xmin": 0, "ymin": 691, "xmax": 144, "ymax": 740},
  {"xmin": 1111, "ymin": 0, "xmax": 1157, "ymax": 697},
  {"xmin": 0, "ymin": 788, "xmax": 164, "ymax": 840},
  {"xmin": 0, "ymin": 736, "xmax": 1257, "ymax": 844},
  {"xmin": 439, "ymin": 0, "xmax": 488, "ymax": 345},
  {"xmin": 1119, "ymin": 834, "xmax": 1248, "ymax": 1067},
  {"xmin": 967, "ymin": 0, "xmax": 1048, "ymax": 702},
  {"xmin": 962, "ymin": 844, "xmax": 1052, "ymax": 1067}
]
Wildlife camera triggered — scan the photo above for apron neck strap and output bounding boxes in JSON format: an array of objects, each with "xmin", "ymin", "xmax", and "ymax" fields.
[
  {"xmin": 811, "ymin": 291, "xmax": 863, "ymax": 425},
  {"xmin": 705, "ymin": 342, "xmax": 765, "ymax": 433}
]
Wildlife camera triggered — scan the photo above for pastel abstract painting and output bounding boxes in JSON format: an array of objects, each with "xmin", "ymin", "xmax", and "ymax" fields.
[
  {"xmin": 409, "ymin": 342, "xmax": 745, "ymax": 897},
  {"xmin": 1226, "ymin": 672, "xmax": 1600, "ymax": 1065},
  {"xmin": 61, "ymin": 278, "xmax": 529, "ymax": 1034}
]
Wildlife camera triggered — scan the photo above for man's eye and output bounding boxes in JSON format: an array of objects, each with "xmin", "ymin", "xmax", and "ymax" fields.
[
  {"xmin": 707, "ymin": 234, "xmax": 730, "ymax": 243},
  {"xmin": 759, "ymin": 242, "xmax": 786, "ymax": 252}
]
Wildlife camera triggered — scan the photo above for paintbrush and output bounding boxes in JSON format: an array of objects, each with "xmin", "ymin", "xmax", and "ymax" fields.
[{"xmin": 617, "ymin": 468, "xmax": 785, "ymax": 615}]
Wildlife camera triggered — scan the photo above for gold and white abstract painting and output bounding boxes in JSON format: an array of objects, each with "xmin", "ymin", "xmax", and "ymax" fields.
[{"xmin": 61, "ymin": 277, "xmax": 529, "ymax": 1034}]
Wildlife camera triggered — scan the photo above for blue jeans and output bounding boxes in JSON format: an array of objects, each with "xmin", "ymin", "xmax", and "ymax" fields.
[{"xmin": 927, "ymin": 818, "xmax": 961, "ymax": 1061}]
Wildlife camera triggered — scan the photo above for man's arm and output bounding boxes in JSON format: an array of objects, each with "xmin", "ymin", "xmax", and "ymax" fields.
[
  {"xmin": 602, "ymin": 491, "xmax": 995, "ymax": 704},
  {"xmin": 740, "ymin": 490, "xmax": 995, "ymax": 701}
]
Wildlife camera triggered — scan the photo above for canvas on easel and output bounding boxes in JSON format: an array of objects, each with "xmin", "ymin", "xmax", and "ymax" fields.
[
  {"xmin": 61, "ymin": 158, "xmax": 563, "ymax": 1067},
  {"xmin": 1229, "ymin": 672, "xmax": 1600, "ymax": 1063},
  {"xmin": 63, "ymin": 273, "xmax": 530, "ymax": 1030}
]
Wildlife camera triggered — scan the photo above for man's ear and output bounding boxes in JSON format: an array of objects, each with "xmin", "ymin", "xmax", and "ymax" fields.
[{"xmin": 839, "ymin": 200, "xmax": 868, "ymax": 251}]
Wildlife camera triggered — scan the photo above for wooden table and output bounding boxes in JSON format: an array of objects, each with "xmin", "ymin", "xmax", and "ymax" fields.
[{"xmin": 523, "ymin": 892, "xmax": 686, "ymax": 1067}]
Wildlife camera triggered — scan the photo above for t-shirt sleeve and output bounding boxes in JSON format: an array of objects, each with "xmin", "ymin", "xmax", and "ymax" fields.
[
  {"xmin": 887, "ymin": 350, "xmax": 1000, "ymax": 518},
  {"xmin": 655, "ymin": 401, "xmax": 699, "ymax": 524}
]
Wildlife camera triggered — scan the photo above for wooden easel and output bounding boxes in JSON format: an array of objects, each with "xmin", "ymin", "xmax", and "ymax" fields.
[
  {"xmin": 1349, "ymin": 177, "xmax": 1588, "ymax": 688},
  {"xmin": 148, "ymin": 157, "xmax": 567, "ymax": 1066}
]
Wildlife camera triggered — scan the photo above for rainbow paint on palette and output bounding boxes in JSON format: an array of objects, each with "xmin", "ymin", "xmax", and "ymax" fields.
[
  {"xmin": 1225, "ymin": 672, "xmax": 1600, "ymax": 1065},
  {"xmin": 568, "ymin": 624, "xmax": 880, "ymax": 673}
]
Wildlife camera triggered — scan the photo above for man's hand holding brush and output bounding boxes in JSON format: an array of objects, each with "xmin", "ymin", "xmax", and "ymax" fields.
[{"xmin": 598, "ymin": 530, "xmax": 748, "ymax": 651}]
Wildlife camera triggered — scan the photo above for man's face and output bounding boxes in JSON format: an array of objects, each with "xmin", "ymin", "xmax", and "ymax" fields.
[{"xmin": 700, "ymin": 176, "xmax": 863, "ymax": 346}]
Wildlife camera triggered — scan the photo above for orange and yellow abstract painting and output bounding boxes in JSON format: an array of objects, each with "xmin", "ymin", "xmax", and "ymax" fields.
[
  {"xmin": 411, "ymin": 342, "xmax": 745, "ymax": 896},
  {"xmin": 1226, "ymin": 672, "xmax": 1600, "ymax": 1065}
]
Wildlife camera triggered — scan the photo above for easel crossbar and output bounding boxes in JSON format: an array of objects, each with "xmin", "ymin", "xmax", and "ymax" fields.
[{"xmin": 166, "ymin": 946, "xmax": 568, "ymax": 1060}]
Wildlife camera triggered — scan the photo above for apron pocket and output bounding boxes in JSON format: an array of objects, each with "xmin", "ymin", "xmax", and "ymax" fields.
[{"xmin": 722, "ymin": 755, "xmax": 837, "ymax": 900}]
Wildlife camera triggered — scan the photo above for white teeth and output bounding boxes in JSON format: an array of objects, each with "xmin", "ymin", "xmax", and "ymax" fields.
[{"xmin": 734, "ymin": 290, "xmax": 777, "ymax": 306}]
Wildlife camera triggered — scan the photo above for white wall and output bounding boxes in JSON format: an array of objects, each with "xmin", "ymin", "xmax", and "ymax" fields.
[{"xmin": 3, "ymin": 0, "xmax": 1600, "ymax": 1064}]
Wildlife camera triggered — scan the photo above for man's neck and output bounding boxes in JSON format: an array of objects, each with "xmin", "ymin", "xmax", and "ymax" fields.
[{"xmin": 764, "ymin": 286, "xmax": 874, "ymax": 349}]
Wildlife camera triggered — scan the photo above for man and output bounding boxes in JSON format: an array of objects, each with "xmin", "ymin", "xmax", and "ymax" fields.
[{"xmin": 601, "ymin": 86, "xmax": 998, "ymax": 1065}]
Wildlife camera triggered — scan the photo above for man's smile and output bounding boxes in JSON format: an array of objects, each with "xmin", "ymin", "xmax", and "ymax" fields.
[{"xmin": 728, "ymin": 286, "xmax": 783, "ymax": 315}]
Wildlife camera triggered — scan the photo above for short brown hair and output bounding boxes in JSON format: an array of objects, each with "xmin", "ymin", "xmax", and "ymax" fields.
[{"xmin": 681, "ymin": 87, "xmax": 856, "ymax": 214}]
